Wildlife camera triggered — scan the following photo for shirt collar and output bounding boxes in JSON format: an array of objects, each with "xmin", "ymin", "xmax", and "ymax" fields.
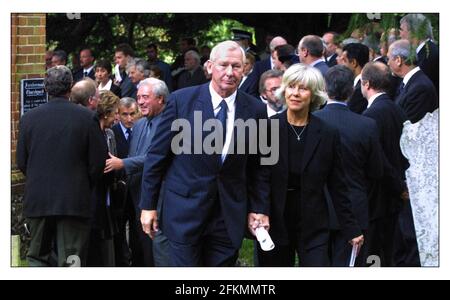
[
  {"xmin": 83, "ymin": 65, "xmax": 94, "ymax": 74},
  {"xmin": 310, "ymin": 58, "xmax": 325, "ymax": 67},
  {"xmin": 403, "ymin": 66, "xmax": 421, "ymax": 86},
  {"xmin": 416, "ymin": 39, "xmax": 430, "ymax": 54},
  {"xmin": 327, "ymin": 99, "xmax": 347, "ymax": 106},
  {"xmin": 209, "ymin": 83, "xmax": 237, "ymax": 111},
  {"xmin": 354, "ymin": 74, "xmax": 362, "ymax": 88},
  {"xmin": 119, "ymin": 121, "xmax": 130, "ymax": 135},
  {"xmin": 367, "ymin": 92, "xmax": 385, "ymax": 109}
]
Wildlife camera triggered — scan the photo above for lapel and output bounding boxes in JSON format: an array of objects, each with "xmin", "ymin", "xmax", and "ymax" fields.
[
  {"xmin": 300, "ymin": 114, "xmax": 322, "ymax": 173},
  {"xmin": 132, "ymin": 118, "xmax": 147, "ymax": 155},
  {"xmin": 194, "ymin": 84, "xmax": 221, "ymax": 170}
]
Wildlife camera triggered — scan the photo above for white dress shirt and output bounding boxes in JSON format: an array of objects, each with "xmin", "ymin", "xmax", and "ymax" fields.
[
  {"xmin": 209, "ymin": 83, "xmax": 237, "ymax": 162},
  {"xmin": 354, "ymin": 74, "xmax": 362, "ymax": 88},
  {"xmin": 98, "ymin": 79, "xmax": 113, "ymax": 91},
  {"xmin": 402, "ymin": 66, "xmax": 421, "ymax": 86},
  {"xmin": 83, "ymin": 65, "xmax": 94, "ymax": 76}
]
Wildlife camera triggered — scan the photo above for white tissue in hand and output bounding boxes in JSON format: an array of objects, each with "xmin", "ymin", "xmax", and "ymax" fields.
[{"xmin": 255, "ymin": 227, "xmax": 275, "ymax": 251}]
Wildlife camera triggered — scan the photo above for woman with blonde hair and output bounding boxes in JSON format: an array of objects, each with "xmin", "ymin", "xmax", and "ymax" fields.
[{"xmin": 257, "ymin": 63, "xmax": 364, "ymax": 266}]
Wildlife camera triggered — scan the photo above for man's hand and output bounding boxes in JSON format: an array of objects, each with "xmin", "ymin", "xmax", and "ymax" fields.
[
  {"xmin": 104, "ymin": 152, "xmax": 124, "ymax": 173},
  {"xmin": 349, "ymin": 235, "xmax": 364, "ymax": 255},
  {"xmin": 248, "ymin": 213, "xmax": 270, "ymax": 237},
  {"xmin": 141, "ymin": 210, "xmax": 159, "ymax": 239}
]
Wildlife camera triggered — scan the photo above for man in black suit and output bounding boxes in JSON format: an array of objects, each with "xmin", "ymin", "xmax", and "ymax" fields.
[
  {"xmin": 110, "ymin": 97, "xmax": 138, "ymax": 266},
  {"xmin": 388, "ymin": 39, "xmax": 438, "ymax": 124},
  {"xmin": 139, "ymin": 41, "xmax": 271, "ymax": 266},
  {"xmin": 17, "ymin": 66, "xmax": 106, "ymax": 267},
  {"xmin": 297, "ymin": 35, "xmax": 329, "ymax": 76},
  {"xmin": 361, "ymin": 61, "xmax": 418, "ymax": 266},
  {"xmin": 112, "ymin": 97, "xmax": 138, "ymax": 159},
  {"xmin": 339, "ymin": 43, "xmax": 370, "ymax": 114},
  {"xmin": 243, "ymin": 36, "xmax": 287, "ymax": 97},
  {"xmin": 400, "ymin": 13, "xmax": 439, "ymax": 95},
  {"xmin": 323, "ymin": 32, "xmax": 339, "ymax": 67},
  {"xmin": 177, "ymin": 50, "xmax": 208, "ymax": 90},
  {"xmin": 315, "ymin": 65, "xmax": 384, "ymax": 266},
  {"xmin": 72, "ymin": 48, "xmax": 96, "ymax": 83}
]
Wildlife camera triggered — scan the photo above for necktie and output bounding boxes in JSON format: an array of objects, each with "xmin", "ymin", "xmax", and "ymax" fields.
[
  {"xmin": 126, "ymin": 128, "xmax": 132, "ymax": 143},
  {"xmin": 397, "ymin": 82, "xmax": 405, "ymax": 98},
  {"xmin": 84, "ymin": 71, "xmax": 88, "ymax": 77},
  {"xmin": 216, "ymin": 100, "xmax": 228, "ymax": 145}
]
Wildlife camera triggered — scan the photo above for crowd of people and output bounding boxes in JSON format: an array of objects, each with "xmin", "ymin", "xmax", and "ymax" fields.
[{"xmin": 17, "ymin": 13, "xmax": 438, "ymax": 267}]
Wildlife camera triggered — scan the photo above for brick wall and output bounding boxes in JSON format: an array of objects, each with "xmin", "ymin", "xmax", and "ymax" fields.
[{"xmin": 11, "ymin": 13, "xmax": 46, "ymax": 184}]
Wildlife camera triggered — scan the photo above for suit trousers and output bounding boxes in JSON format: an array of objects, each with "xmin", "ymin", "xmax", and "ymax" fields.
[
  {"xmin": 393, "ymin": 201, "xmax": 421, "ymax": 266},
  {"xmin": 26, "ymin": 216, "xmax": 90, "ymax": 267},
  {"xmin": 365, "ymin": 213, "xmax": 398, "ymax": 267},
  {"xmin": 258, "ymin": 190, "xmax": 330, "ymax": 267},
  {"xmin": 167, "ymin": 200, "xmax": 238, "ymax": 267}
]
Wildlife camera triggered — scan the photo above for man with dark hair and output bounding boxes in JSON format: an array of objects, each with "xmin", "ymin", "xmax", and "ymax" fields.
[
  {"xmin": 339, "ymin": 43, "xmax": 370, "ymax": 114},
  {"xmin": 314, "ymin": 65, "xmax": 383, "ymax": 266},
  {"xmin": 114, "ymin": 43, "xmax": 136, "ymax": 98},
  {"xmin": 51, "ymin": 50, "xmax": 67, "ymax": 67},
  {"xmin": 146, "ymin": 43, "xmax": 173, "ymax": 91},
  {"xmin": 73, "ymin": 48, "xmax": 96, "ymax": 82},
  {"xmin": 388, "ymin": 39, "xmax": 438, "ymax": 124},
  {"xmin": 297, "ymin": 35, "xmax": 329, "ymax": 76},
  {"xmin": 361, "ymin": 61, "xmax": 415, "ymax": 266},
  {"xmin": 323, "ymin": 32, "xmax": 339, "ymax": 67},
  {"xmin": 17, "ymin": 66, "xmax": 106, "ymax": 267}
]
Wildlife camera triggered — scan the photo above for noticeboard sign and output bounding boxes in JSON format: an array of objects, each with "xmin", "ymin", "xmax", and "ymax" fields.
[{"xmin": 20, "ymin": 78, "xmax": 48, "ymax": 115}]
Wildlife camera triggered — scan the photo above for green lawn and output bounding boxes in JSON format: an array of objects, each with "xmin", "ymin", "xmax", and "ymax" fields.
[{"xmin": 237, "ymin": 238, "xmax": 256, "ymax": 267}]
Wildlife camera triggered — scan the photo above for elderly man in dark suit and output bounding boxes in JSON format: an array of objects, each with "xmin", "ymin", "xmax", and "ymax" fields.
[
  {"xmin": 400, "ymin": 13, "xmax": 439, "ymax": 96},
  {"xmin": 139, "ymin": 41, "xmax": 271, "ymax": 267},
  {"xmin": 17, "ymin": 66, "xmax": 106, "ymax": 267},
  {"xmin": 315, "ymin": 65, "xmax": 384, "ymax": 266},
  {"xmin": 105, "ymin": 78, "xmax": 169, "ymax": 266},
  {"xmin": 361, "ymin": 61, "xmax": 418, "ymax": 266},
  {"xmin": 388, "ymin": 39, "xmax": 438, "ymax": 124}
]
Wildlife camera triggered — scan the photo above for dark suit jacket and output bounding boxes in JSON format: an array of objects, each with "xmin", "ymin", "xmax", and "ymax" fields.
[
  {"xmin": 313, "ymin": 60, "xmax": 329, "ymax": 77},
  {"xmin": 17, "ymin": 97, "xmax": 106, "ymax": 218},
  {"xmin": 363, "ymin": 94, "xmax": 409, "ymax": 220},
  {"xmin": 395, "ymin": 69, "xmax": 438, "ymax": 124},
  {"xmin": 417, "ymin": 40, "xmax": 439, "ymax": 95},
  {"xmin": 72, "ymin": 68, "xmax": 95, "ymax": 83},
  {"xmin": 244, "ymin": 58, "xmax": 272, "ymax": 97},
  {"xmin": 239, "ymin": 72, "xmax": 259, "ymax": 98},
  {"xmin": 268, "ymin": 112, "xmax": 361, "ymax": 249},
  {"xmin": 314, "ymin": 103, "xmax": 384, "ymax": 230},
  {"xmin": 110, "ymin": 83, "xmax": 122, "ymax": 98},
  {"xmin": 176, "ymin": 67, "xmax": 208, "ymax": 90},
  {"xmin": 123, "ymin": 115, "xmax": 163, "ymax": 212},
  {"xmin": 326, "ymin": 53, "xmax": 338, "ymax": 67},
  {"xmin": 348, "ymin": 79, "xmax": 368, "ymax": 114},
  {"xmin": 139, "ymin": 83, "xmax": 270, "ymax": 249},
  {"xmin": 120, "ymin": 73, "xmax": 137, "ymax": 99},
  {"xmin": 111, "ymin": 123, "xmax": 129, "ymax": 159}
]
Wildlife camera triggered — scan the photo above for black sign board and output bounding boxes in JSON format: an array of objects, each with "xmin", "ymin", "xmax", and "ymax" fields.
[{"xmin": 20, "ymin": 78, "xmax": 48, "ymax": 115}]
